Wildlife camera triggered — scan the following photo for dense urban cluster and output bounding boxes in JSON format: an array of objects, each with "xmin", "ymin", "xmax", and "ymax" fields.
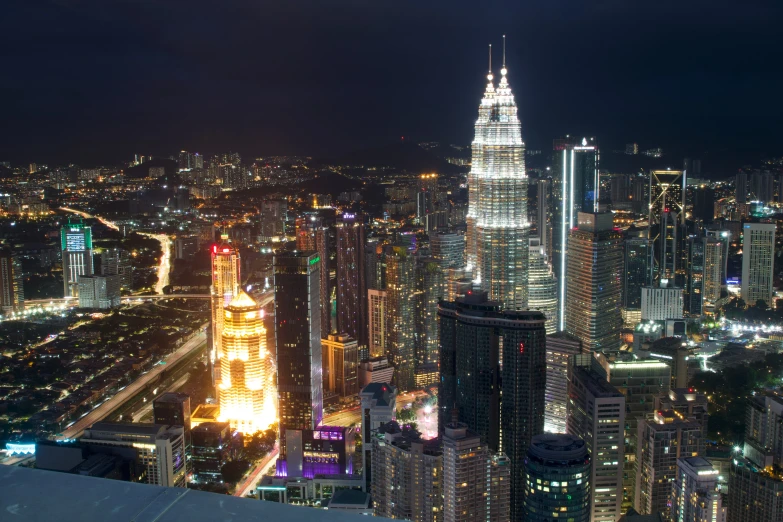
[{"xmin": 3, "ymin": 53, "xmax": 783, "ymax": 522}]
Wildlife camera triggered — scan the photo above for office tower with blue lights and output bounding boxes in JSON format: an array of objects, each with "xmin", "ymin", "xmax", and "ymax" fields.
[
  {"xmin": 465, "ymin": 49, "xmax": 529, "ymax": 310},
  {"xmin": 439, "ymin": 291, "xmax": 547, "ymax": 522},
  {"xmin": 565, "ymin": 212, "xmax": 623, "ymax": 352},
  {"xmin": 61, "ymin": 217, "xmax": 94, "ymax": 298},
  {"xmin": 274, "ymin": 251, "xmax": 323, "ymax": 470},
  {"xmin": 523, "ymin": 434, "xmax": 591, "ymax": 522},
  {"xmin": 336, "ymin": 213, "xmax": 367, "ymax": 347},
  {"xmin": 552, "ymin": 136, "xmax": 599, "ymax": 331}
]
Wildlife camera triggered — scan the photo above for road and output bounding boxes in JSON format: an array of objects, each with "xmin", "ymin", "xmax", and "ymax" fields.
[
  {"xmin": 55, "ymin": 329, "xmax": 207, "ymax": 441},
  {"xmin": 130, "ymin": 372, "xmax": 192, "ymax": 422},
  {"xmin": 322, "ymin": 390, "xmax": 429, "ymax": 427},
  {"xmin": 234, "ymin": 447, "xmax": 279, "ymax": 498}
]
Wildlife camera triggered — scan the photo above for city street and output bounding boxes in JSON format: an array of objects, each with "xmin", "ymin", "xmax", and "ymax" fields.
[{"xmin": 234, "ymin": 447, "xmax": 279, "ymax": 498}]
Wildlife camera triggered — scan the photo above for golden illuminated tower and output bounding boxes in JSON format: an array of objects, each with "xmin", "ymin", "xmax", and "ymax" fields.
[
  {"xmin": 218, "ymin": 291, "xmax": 275, "ymax": 435},
  {"xmin": 211, "ymin": 236, "xmax": 240, "ymax": 385}
]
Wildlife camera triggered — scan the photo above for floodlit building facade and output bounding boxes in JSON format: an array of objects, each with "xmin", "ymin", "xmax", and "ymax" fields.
[
  {"xmin": 62, "ymin": 218, "xmax": 94, "ymax": 298},
  {"xmin": 528, "ymin": 237, "xmax": 557, "ymax": 334},
  {"xmin": 741, "ymin": 222, "xmax": 776, "ymax": 306},
  {"xmin": 367, "ymin": 289, "xmax": 388, "ymax": 359},
  {"xmin": 210, "ymin": 237, "xmax": 240, "ymax": 386},
  {"xmin": 466, "ymin": 53, "xmax": 529, "ymax": 310}
]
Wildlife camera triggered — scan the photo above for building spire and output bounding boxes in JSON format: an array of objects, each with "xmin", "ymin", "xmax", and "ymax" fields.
[
  {"xmin": 499, "ymin": 35, "xmax": 509, "ymax": 90},
  {"xmin": 485, "ymin": 43, "xmax": 495, "ymax": 93},
  {"xmin": 502, "ymin": 34, "xmax": 506, "ymax": 68}
]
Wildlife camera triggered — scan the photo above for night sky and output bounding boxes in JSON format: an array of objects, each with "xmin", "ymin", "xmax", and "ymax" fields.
[{"xmin": 2, "ymin": 0, "xmax": 782, "ymax": 171}]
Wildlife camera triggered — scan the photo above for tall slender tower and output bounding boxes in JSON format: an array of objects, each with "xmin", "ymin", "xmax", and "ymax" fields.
[
  {"xmin": 0, "ymin": 250, "xmax": 24, "ymax": 314},
  {"xmin": 336, "ymin": 213, "xmax": 367, "ymax": 347},
  {"xmin": 210, "ymin": 236, "xmax": 240, "ymax": 388},
  {"xmin": 466, "ymin": 40, "xmax": 529, "ymax": 310},
  {"xmin": 296, "ymin": 218, "xmax": 330, "ymax": 338}
]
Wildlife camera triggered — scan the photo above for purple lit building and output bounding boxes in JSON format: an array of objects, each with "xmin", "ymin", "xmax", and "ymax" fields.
[{"xmin": 277, "ymin": 426, "xmax": 355, "ymax": 479}]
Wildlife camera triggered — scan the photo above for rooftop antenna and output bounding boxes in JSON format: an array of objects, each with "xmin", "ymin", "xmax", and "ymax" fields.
[
  {"xmin": 488, "ymin": 43, "xmax": 492, "ymax": 73},
  {"xmin": 502, "ymin": 34, "xmax": 506, "ymax": 68}
]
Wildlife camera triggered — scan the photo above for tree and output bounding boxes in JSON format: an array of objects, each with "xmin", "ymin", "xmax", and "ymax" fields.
[
  {"xmin": 757, "ymin": 299, "xmax": 769, "ymax": 311},
  {"xmin": 221, "ymin": 460, "xmax": 250, "ymax": 484}
]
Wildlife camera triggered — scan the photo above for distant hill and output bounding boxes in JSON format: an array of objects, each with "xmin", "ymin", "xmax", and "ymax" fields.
[{"xmin": 324, "ymin": 141, "xmax": 466, "ymax": 176}]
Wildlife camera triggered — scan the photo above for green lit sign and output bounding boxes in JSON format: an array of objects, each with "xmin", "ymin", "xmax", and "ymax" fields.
[{"xmin": 309, "ymin": 256, "xmax": 320, "ymax": 265}]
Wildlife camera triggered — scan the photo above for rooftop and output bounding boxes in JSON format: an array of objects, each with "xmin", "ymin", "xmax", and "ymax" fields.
[
  {"xmin": 86, "ymin": 422, "xmax": 165, "ymax": 437},
  {"xmin": 0, "ymin": 466, "xmax": 381, "ymax": 522}
]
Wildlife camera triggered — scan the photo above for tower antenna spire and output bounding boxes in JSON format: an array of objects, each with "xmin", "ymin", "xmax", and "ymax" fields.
[
  {"xmin": 488, "ymin": 43, "xmax": 492, "ymax": 73},
  {"xmin": 502, "ymin": 35, "xmax": 506, "ymax": 67}
]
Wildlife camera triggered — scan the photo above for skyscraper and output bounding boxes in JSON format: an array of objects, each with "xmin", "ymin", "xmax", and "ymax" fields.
[
  {"xmin": 735, "ymin": 170, "xmax": 748, "ymax": 204},
  {"xmin": 649, "ymin": 170, "xmax": 686, "ymax": 282},
  {"xmin": 566, "ymin": 364, "xmax": 625, "ymax": 522},
  {"xmin": 544, "ymin": 332, "xmax": 583, "ymax": 434},
  {"xmin": 430, "ymin": 232, "xmax": 466, "ymax": 269},
  {"xmin": 670, "ymin": 457, "xmax": 725, "ymax": 522},
  {"xmin": 321, "ymin": 333, "xmax": 358, "ymax": 398},
  {"xmin": 0, "ymin": 250, "xmax": 24, "ymax": 314},
  {"xmin": 371, "ymin": 422, "xmax": 442, "ymax": 522},
  {"xmin": 565, "ymin": 212, "xmax": 623, "ymax": 353},
  {"xmin": 210, "ymin": 237, "xmax": 240, "ymax": 388},
  {"xmin": 552, "ymin": 136, "xmax": 600, "ymax": 330},
  {"xmin": 522, "ymin": 434, "xmax": 591, "ymax": 522},
  {"xmin": 100, "ymin": 247, "xmax": 133, "ymax": 290},
  {"xmin": 623, "ymin": 238, "xmax": 654, "ymax": 312},
  {"xmin": 635, "ymin": 409, "xmax": 705, "ymax": 516},
  {"xmin": 274, "ymin": 251, "xmax": 323, "ymax": 463},
  {"xmin": 385, "ymin": 245, "xmax": 416, "ymax": 392},
  {"xmin": 368, "ymin": 289, "xmax": 388, "ymax": 358},
  {"xmin": 741, "ymin": 222, "xmax": 776, "ymax": 307},
  {"xmin": 415, "ymin": 256, "xmax": 444, "ymax": 370},
  {"xmin": 61, "ymin": 217, "xmax": 94, "ymax": 298},
  {"xmin": 296, "ymin": 218, "xmax": 330, "ymax": 338},
  {"xmin": 359, "ymin": 382, "xmax": 396, "ymax": 490},
  {"xmin": 77, "ymin": 275, "xmax": 121, "ymax": 309},
  {"xmin": 219, "ymin": 291, "xmax": 275, "ymax": 436},
  {"xmin": 153, "ymin": 392, "xmax": 192, "ymax": 470},
  {"xmin": 702, "ymin": 238, "xmax": 724, "ymax": 315},
  {"xmin": 527, "ymin": 236, "xmax": 557, "ymax": 334},
  {"xmin": 686, "ymin": 236, "xmax": 705, "ymax": 316},
  {"xmin": 536, "ymin": 178, "xmax": 550, "ymax": 256},
  {"xmin": 466, "ymin": 47, "xmax": 529, "ymax": 310},
  {"xmin": 335, "ymin": 213, "xmax": 367, "ymax": 347},
  {"xmin": 438, "ymin": 292, "xmax": 547, "ymax": 521},
  {"xmin": 442, "ymin": 422, "xmax": 510, "ymax": 522}
]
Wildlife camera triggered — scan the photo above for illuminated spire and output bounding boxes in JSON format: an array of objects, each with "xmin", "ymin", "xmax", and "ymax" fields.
[
  {"xmin": 485, "ymin": 44, "xmax": 495, "ymax": 94},
  {"xmin": 498, "ymin": 35, "xmax": 509, "ymax": 91}
]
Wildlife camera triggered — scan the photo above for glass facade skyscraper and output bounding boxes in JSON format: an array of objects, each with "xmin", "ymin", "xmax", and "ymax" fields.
[
  {"xmin": 274, "ymin": 251, "xmax": 323, "ymax": 465},
  {"xmin": 336, "ymin": 213, "xmax": 367, "ymax": 347},
  {"xmin": 465, "ymin": 56, "xmax": 529, "ymax": 310},
  {"xmin": 623, "ymin": 238, "xmax": 653, "ymax": 311},
  {"xmin": 385, "ymin": 245, "xmax": 416, "ymax": 392},
  {"xmin": 61, "ymin": 217, "xmax": 94, "ymax": 298},
  {"xmin": 527, "ymin": 237, "xmax": 557, "ymax": 334},
  {"xmin": 551, "ymin": 136, "xmax": 599, "ymax": 330}
]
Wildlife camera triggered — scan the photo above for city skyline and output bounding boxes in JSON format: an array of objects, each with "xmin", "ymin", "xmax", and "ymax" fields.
[{"xmin": 1, "ymin": 2, "xmax": 781, "ymax": 168}]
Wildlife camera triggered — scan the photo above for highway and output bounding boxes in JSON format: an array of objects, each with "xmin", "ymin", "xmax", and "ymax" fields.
[
  {"xmin": 55, "ymin": 329, "xmax": 207, "ymax": 441},
  {"xmin": 323, "ymin": 390, "xmax": 429, "ymax": 427},
  {"xmin": 130, "ymin": 372, "xmax": 192, "ymax": 423},
  {"xmin": 234, "ymin": 447, "xmax": 279, "ymax": 498}
]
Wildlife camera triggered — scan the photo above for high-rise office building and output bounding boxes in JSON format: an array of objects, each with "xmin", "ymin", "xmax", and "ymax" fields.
[
  {"xmin": 439, "ymin": 292, "xmax": 547, "ymax": 522},
  {"xmin": 670, "ymin": 457, "xmax": 725, "ymax": 522},
  {"xmin": 442, "ymin": 422, "xmax": 510, "ymax": 522},
  {"xmin": 415, "ymin": 257, "xmax": 444, "ymax": 369},
  {"xmin": 624, "ymin": 238, "xmax": 654, "ymax": 312},
  {"xmin": 655, "ymin": 389, "xmax": 709, "ymax": 441},
  {"xmin": 741, "ymin": 222, "xmax": 776, "ymax": 307},
  {"xmin": 465, "ymin": 54, "xmax": 529, "ymax": 310},
  {"xmin": 385, "ymin": 245, "xmax": 416, "ymax": 391},
  {"xmin": 565, "ymin": 212, "xmax": 623, "ymax": 352},
  {"xmin": 359, "ymin": 383, "xmax": 396, "ymax": 490},
  {"xmin": 702, "ymin": 238, "xmax": 724, "ymax": 315},
  {"xmin": 371, "ymin": 421, "xmax": 442, "ymax": 522},
  {"xmin": 61, "ymin": 218, "xmax": 94, "ymax": 298},
  {"xmin": 191, "ymin": 421, "xmax": 233, "ymax": 482},
  {"xmin": 692, "ymin": 187, "xmax": 715, "ymax": 224},
  {"xmin": 77, "ymin": 275, "xmax": 121, "ymax": 309},
  {"xmin": 365, "ymin": 237, "xmax": 384, "ymax": 291},
  {"xmin": 566, "ymin": 364, "xmax": 625, "ymax": 522},
  {"xmin": 210, "ymin": 238, "xmax": 240, "ymax": 388},
  {"xmin": 0, "ymin": 251, "xmax": 24, "ymax": 314},
  {"xmin": 368, "ymin": 289, "xmax": 387, "ymax": 358},
  {"xmin": 100, "ymin": 247, "xmax": 132, "ymax": 290},
  {"xmin": 81, "ymin": 422, "xmax": 187, "ymax": 488},
  {"xmin": 598, "ymin": 358, "xmax": 672, "ymax": 511},
  {"xmin": 751, "ymin": 170, "xmax": 775, "ymax": 203},
  {"xmin": 635, "ymin": 409, "xmax": 705, "ymax": 516},
  {"xmin": 430, "ymin": 232, "xmax": 466, "ymax": 269},
  {"xmin": 544, "ymin": 332, "xmax": 583, "ymax": 434},
  {"xmin": 321, "ymin": 333, "xmax": 358, "ymax": 398},
  {"xmin": 336, "ymin": 213, "xmax": 367, "ymax": 347},
  {"xmin": 552, "ymin": 136, "xmax": 600, "ymax": 331},
  {"xmin": 219, "ymin": 291, "xmax": 275, "ymax": 436},
  {"xmin": 522, "ymin": 434, "xmax": 591, "ymax": 522},
  {"xmin": 528, "ymin": 237, "xmax": 557, "ymax": 334},
  {"xmin": 296, "ymin": 218, "xmax": 330, "ymax": 338},
  {"xmin": 274, "ymin": 251, "xmax": 323, "ymax": 463},
  {"xmin": 649, "ymin": 170, "xmax": 686, "ymax": 283},
  {"xmin": 175, "ymin": 236, "xmax": 200, "ymax": 262},
  {"xmin": 649, "ymin": 170, "xmax": 686, "ymax": 225},
  {"xmin": 641, "ymin": 284, "xmax": 684, "ymax": 321},
  {"xmin": 686, "ymin": 236, "xmax": 705, "ymax": 316}
]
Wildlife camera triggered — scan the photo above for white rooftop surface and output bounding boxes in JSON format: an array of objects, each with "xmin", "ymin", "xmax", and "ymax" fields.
[{"xmin": 0, "ymin": 465, "xmax": 382, "ymax": 521}]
